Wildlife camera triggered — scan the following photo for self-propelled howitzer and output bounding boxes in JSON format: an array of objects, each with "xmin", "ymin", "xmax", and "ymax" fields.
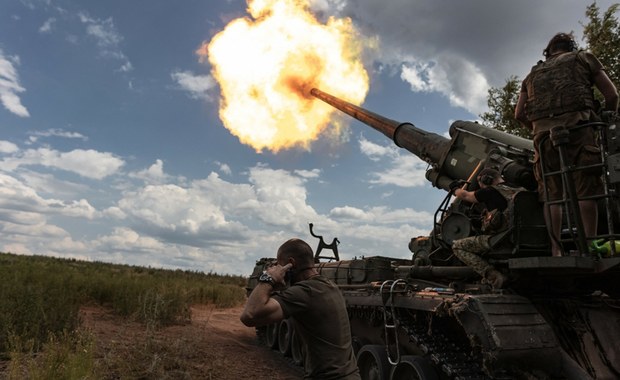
[{"xmin": 246, "ymin": 89, "xmax": 620, "ymax": 379}]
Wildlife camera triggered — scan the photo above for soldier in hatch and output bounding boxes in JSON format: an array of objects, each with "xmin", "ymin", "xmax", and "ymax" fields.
[{"xmin": 450, "ymin": 168, "xmax": 518, "ymax": 289}]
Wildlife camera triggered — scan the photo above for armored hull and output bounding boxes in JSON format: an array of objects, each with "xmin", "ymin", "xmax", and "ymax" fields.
[{"xmin": 248, "ymin": 255, "xmax": 620, "ymax": 379}]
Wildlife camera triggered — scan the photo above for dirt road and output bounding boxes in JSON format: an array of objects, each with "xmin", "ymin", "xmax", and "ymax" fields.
[
  {"xmin": 81, "ymin": 305, "xmax": 304, "ymax": 379},
  {"xmin": 193, "ymin": 305, "xmax": 303, "ymax": 379}
]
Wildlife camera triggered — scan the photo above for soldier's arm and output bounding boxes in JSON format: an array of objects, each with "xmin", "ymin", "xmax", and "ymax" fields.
[
  {"xmin": 514, "ymin": 89, "xmax": 533, "ymax": 130},
  {"xmin": 239, "ymin": 284, "xmax": 285, "ymax": 327},
  {"xmin": 239, "ymin": 263, "xmax": 291, "ymax": 327},
  {"xmin": 594, "ymin": 70, "xmax": 619, "ymax": 111},
  {"xmin": 583, "ymin": 52, "xmax": 619, "ymax": 112},
  {"xmin": 454, "ymin": 188, "xmax": 478, "ymax": 204}
]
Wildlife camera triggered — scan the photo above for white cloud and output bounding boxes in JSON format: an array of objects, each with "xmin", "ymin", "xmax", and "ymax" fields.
[
  {"xmin": 294, "ymin": 169, "xmax": 321, "ymax": 179},
  {"xmin": 359, "ymin": 137, "xmax": 427, "ymax": 187},
  {"xmin": 191, "ymin": 172, "xmax": 256, "ymax": 212},
  {"xmin": 400, "ymin": 53, "xmax": 490, "ymax": 115},
  {"xmin": 171, "ymin": 70, "xmax": 217, "ymax": 100},
  {"xmin": 247, "ymin": 166, "xmax": 319, "ymax": 228},
  {"xmin": 0, "ymin": 50, "xmax": 30, "ymax": 117},
  {"xmin": 1, "ymin": 148, "xmax": 125, "ymax": 179},
  {"xmin": 117, "ymin": 181, "xmax": 251, "ymax": 246},
  {"xmin": 48, "ymin": 198, "xmax": 98, "ymax": 219},
  {"xmin": 94, "ymin": 227, "xmax": 166, "ymax": 253},
  {"xmin": 78, "ymin": 12, "xmax": 132, "ymax": 72},
  {"xmin": 129, "ymin": 159, "xmax": 171, "ymax": 184},
  {"xmin": 0, "ymin": 209, "xmax": 46, "ymax": 225},
  {"xmin": 216, "ymin": 162, "xmax": 232, "ymax": 175},
  {"xmin": 369, "ymin": 155, "xmax": 428, "ymax": 188},
  {"xmin": 89, "ymin": 226, "xmax": 260, "ymax": 273},
  {"xmin": 41, "ymin": 149, "xmax": 124, "ymax": 179},
  {"xmin": 103, "ymin": 206, "xmax": 126, "ymax": 220},
  {"xmin": 97, "ymin": 167, "xmax": 323, "ymax": 272},
  {"xmin": 118, "ymin": 61, "xmax": 133, "ymax": 72},
  {"xmin": 0, "ymin": 172, "xmax": 100, "ymax": 264},
  {"xmin": 330, "ymin": 204, "xmax": 432, "ymax": 226},
  {"xmin": 0, "ymin": 173, "xmax": 98, "ymax": 219},
  {"xmin": 1, "ymin": 222, "xmax": 68, "ymax": 239},
  {"xmin": 28, "ymin": 128, "xmax": 88, "ymax": 144},
  {"xmin": 0, "ymin": 141, "xmax": 19, "ymax": 154},
  {"xmin": 17, "ymin": 170, "xmax": 90, "ymax": 199},
  {"xmin": 45, "ymin": 237, "xmax": 89, "ymax": 255},
  {"xmin": 0, "ymin": 229, "xmax": 90, "ymax": 262},
  {"xmin": 39, "ymin": 17, "xmax": 56, "ymax": 33},
  {"xmin": 329, "ymin": 205, "xmax": 368, "ymax": 220},
  {"xmin": 400, "ymin": 61, "xmax": 431, "ymax": 92},
  {"xmin": 113, "ymin": 166, "xmax": 321, "ymax": 250},
  {"xmin": 0, "ymin": 173, "xmax": 59, "ymax": 213},
  {"xmin": 79, "ymin": 13, "xmax": 122, "ymax": 47},
  {"xmin": 359, "ymin": 137, "xmax": 393, "ymax": 161}
]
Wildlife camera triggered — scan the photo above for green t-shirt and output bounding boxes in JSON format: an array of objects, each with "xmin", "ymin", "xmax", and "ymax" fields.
[{"xmin": 273, "ymin": 275, "xmax": 360, "ymax": 380}]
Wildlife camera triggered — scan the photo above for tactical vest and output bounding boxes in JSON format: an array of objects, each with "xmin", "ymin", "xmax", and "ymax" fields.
[{"xmin": 524, "ymin": 51, "xmax": 595, "ymax": 121}]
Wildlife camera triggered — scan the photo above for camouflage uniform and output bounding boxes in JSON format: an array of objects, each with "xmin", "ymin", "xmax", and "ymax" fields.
[{"xmin": 452, "ymin": 235, "xmax": 493, "ymax": 278}]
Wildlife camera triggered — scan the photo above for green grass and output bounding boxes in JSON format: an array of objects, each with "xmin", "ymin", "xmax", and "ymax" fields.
[
  {"xmin": 0, "ymin": 252, "xmax": 247, "ymax": 371},
  {"xmin": 6, "ymin": 330, "xmax": 97, "ymax": 380}
]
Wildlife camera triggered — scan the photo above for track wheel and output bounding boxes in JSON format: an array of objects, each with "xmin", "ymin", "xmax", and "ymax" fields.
[
  {"xmin": 357, "ymin": 345, "xmax": 390, "ymax": 380},
  {"xmin": 290, "ymin": 327, "xmax": 304, "ymax": 366},
  {"xmin": 265, "ymin": 322, "xmax": 279, "ymax": 349},
  {"xmin": 278, "ymin": 319, "xmax": 292, "ymax": 356},
  {"xmin": 389, "ymin": 355, "xmax": 438, "ymax": 380}
]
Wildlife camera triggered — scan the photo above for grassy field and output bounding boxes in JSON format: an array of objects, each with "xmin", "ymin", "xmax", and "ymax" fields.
[{"xmin": 0, "ymin": 252, "xmax": 248, "ymax": 379}]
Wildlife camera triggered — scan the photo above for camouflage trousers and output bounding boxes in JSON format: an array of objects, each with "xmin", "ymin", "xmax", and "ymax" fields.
[{"xmin": 452, "ymin": 235, "xmax": 492, "ymax": 277}]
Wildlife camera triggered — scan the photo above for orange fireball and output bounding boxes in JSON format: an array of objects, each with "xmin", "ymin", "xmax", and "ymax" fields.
[{"xmin": 198, "ymin": 0, "xmax": 370, "ymax": 152}]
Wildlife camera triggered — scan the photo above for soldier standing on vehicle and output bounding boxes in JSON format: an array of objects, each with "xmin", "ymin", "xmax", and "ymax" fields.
[
  {"xmin": 515, "ymin": 32, "xmax": 618, "ymax": 257},
  {"xmin": 240, "ymin": 238, "xmax": 360, "ymax": 380},
  {"xmin": 450, "ymin": 168, "xmax": 518, "ymax": 289}
]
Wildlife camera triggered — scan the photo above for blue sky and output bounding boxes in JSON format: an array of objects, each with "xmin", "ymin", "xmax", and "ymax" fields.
[{"xmin": 0, "ymin": 0, "xmax": 616, "ymax": 275}]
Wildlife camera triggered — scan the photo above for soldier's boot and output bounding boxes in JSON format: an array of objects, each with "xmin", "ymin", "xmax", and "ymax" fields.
[{"xmin": 485, "ymin": 269, "xmax": 507, "ymax": 289}]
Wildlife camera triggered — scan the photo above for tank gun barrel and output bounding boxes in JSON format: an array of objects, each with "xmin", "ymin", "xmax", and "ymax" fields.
[
  {"xmin": 311, "ymin": 88, "xmax": 535, "ymax": 190},
  {"xmin": 310, "ymin": 88, "xmax": 450, "ymax": 164}
]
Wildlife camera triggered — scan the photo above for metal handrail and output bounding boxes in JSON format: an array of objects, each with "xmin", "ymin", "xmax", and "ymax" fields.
[
  {"xmin": 380, "ymin": 279, "xmax": 408, "ymax": 365},
  {"xmin": 537, "ymin": 121, "xmax": 618, "ymax": 256}
]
